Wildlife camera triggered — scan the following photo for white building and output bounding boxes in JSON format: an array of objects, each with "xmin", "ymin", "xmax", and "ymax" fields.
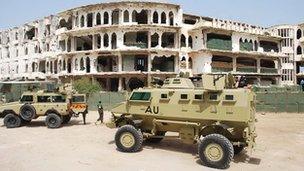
[{"xmin": 0, "ymin": 1, "xmax": 292, "ymax": 91}]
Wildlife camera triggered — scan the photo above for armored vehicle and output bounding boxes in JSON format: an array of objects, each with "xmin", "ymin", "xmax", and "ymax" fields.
[
  {"xmin": 0, "ymin": 90, "xmax": 88, "ymax": 129},
  {"xmin": 106, "ymin": 74, "xmax": 257, "ymax": 169}
]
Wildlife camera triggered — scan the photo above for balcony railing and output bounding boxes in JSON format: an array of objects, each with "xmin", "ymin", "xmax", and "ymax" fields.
[
  {"xmin": 124, "ymin": 42, "xmax": 148, "ymax": 49},
  {"xmin": 260, "ymin": 67, "xmax": 278, "ymax": 74},
  {"xmin": 236, "ymin": 66, "xmax": 257, "ymax": 73}
]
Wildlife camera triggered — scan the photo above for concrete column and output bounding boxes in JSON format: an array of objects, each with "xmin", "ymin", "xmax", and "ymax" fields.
[
  {"xmin": 175, "ymin": 55, "xmax": 179, "ymax": 73},
  {"xmin": 257, "ymin": 58, "xmax": 261, "ymax": 73},
  {"xmin": 148, "ymin": 31, "xmax": 151, "ymax": 49},
  {"xmin": 65, "ymin": 39, "xmax": 68, "ymax": 52},
  {"xmin": 101, "ymin": 34, "xmax": 104, "ymax": 49},
  {"xmin": 118, "ymin": 53, "xmax": 122, "ymax": 72},
  {"xmin": 233, "ymin": 57, "xmax": 237, "ymax": 72},
  {"xmin": 147, "ymin": 10, "xmax": 152, "ymax": 24},
  {"xmin": 71, "ymin": 37, "xmax": 75, "ymax": 52},
  {"xmin": 92, "ymin": 35, "xmax": 96, "ymax": 50},
  {"xmin": 118, "ymin": 77, "xmax": 123, "ymax": 91},
  {"xmin": 159, "ymin": 33, "xmax": 162, "ymax": 48},
  {"xmin": 148, "ymin": 54, "xmax": 152, "ymax": 72}
]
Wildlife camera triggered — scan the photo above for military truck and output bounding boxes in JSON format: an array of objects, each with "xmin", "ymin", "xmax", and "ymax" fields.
[
  {"xmin": 0, "ymin": 89, "xmax": 88, "ymax": 129},
  {"xmin": 106, "ymin": 74, "xmax": 257, "ymax": 169}
]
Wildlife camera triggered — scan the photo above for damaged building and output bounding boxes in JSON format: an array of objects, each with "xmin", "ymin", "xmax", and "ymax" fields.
[{"xmin": 0, "ymin": 0, "xmax": 299, "ymax": 91}]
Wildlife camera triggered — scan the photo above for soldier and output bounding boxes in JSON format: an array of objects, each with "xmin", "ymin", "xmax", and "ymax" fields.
[
  {"xmin": 300, "ymin": 79, "xmax": 304, "ymax": 91},
  {"xmin": 82, "ymin": 112, "xmax": 87, "ymax": 125},
  {"xmin": 97, "ymin": 101, "xmax": 104, "ymax": 124}
]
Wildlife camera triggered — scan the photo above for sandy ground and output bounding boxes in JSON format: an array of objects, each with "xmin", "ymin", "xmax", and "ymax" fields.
[{"xmin": 0, "ymin": 112, "xmax": 304, "ymax": 171}]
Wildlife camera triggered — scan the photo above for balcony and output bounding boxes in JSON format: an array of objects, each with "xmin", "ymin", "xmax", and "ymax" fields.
[
  {"xmin": 212, "ymin": 67, "xmax": 233, "ymax": 73},
  {"xmin": 236, "ymin": 66, "xmax": 257, "ymax": 73}
]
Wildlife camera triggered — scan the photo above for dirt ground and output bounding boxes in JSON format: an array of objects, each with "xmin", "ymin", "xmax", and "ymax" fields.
[{"xmin": 0, "ymin": 112, "xmax": 304, "ymax": 171}]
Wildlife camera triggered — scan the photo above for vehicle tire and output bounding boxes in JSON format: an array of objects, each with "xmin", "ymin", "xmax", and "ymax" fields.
[
  {"xmin": 62, "ymin": 115, "xmax": 72, "ymax": 124},
  {"xmin": 234, "ymin": 145, "xmax": 244, "ymax": 155},
  {"xmin": 4, "ymin": 114, "xmax": 21, "ymax": 128},
  {"xmin": 198, "ymin": 134, "xmax": 234, "ymax": 169},
  {"xmin": 20, "ymin": 104, "xmax": 36, "ymax": 121},
  {"xmin": 115, "ymin": 125, "xmax": 143, "ymax": 152},
  {"xmin": 145, "ymin": 131, "xmax": 166, "ymax": 143},
  {"xmin": 45, "ymin": 113, "xmax": 62, "ymax": 129}
]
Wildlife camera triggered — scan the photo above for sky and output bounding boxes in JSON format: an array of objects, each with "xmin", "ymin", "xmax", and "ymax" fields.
[{"xmin": 0, "ymin": 0, "xmax": 303, "ymax": 30}]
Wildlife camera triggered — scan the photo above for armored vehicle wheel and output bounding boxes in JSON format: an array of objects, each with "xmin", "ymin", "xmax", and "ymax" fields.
[
  {"xmin": 198, "ymin": 134, "xmax": 234, "ymax": 169},
  {"xmin": 45, "ymin": 113, "xmax": 62, "ymax": 129},
  {"xmin": 4, "ymin": 114, "xmax": 21, "ymax": 128},
  {"xmin": 115, "ymin": 125, "xmax": 143, "ymax": 152},
  {"xmin": 145, "ymin": 131, "xmax": 166, "ymax": 143},
  {"xmin": 62, "ymin": 115, "xmax": 72, "ymax": 124},
  {"xmin": 233, "ymin": 145, "xmax": 244, "ymax": 155},
  {"xmin": 20, "ymin": 104, "xmax": 36, "ymax": 121}
]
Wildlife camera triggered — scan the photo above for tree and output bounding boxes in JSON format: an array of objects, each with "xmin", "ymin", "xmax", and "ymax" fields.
[{"xmin": 73, "ymin": 77, "xmax": 101, "ymax": 95}]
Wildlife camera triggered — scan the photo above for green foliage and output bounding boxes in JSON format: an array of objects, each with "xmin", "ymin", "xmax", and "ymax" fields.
[{"xmin": 73, "ymin": 77, "xmax": 101, "ymax": 95}]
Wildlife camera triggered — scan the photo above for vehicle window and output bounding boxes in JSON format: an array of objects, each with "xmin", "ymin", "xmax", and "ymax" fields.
[
  {"xmin": 181, "ymin": 94, "xmax": 188, "ymax": 100},
  {"xmin": 130, "ymin": 92, "xmax": 151, "ymax": 101},
  {"xmin": 37, "ymin": 96, "xmax": 52, "ymax": 103},
  {"xmin": 72, "ymin": 96, "xmax": 85, "ymax": 103},
  {"xmin": 195, "ymin": 94, "xmax": 203, "ymax": 100},
  {"xmin": 161, "ymin": 94, "xmax": 168, "ymax": 99},
  {"xmin": 209, "ymin": 93, "xmax": 218, "ymax": 101},
  {"xmin": 20, "ymin": 95, "xmax": 33, "ymax": 102},
  {"xmin": 52, "ymin": 96, "xmax": 66, "ymax": 103},
  {"xmin": 225, "ymin": 95, "xmax": 234, "ymax": 101}
]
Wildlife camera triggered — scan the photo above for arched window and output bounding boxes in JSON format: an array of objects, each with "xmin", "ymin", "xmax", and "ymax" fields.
[
  {"xmin": 32, "ymin": 63, "xmax": 35, "ymax": 72},
  {"xmin": 161, "ymin": 12, "xmax": 166, "ymax": 24},
  {"xmin": 169, "ymin": 11, "xmax": 174, "ymax": 26},
  {"xmin": 132, "ymin": 10, "xmax": 137, "ymax": 22},
  {"xmin": 80, "ymin": 15, "xmax": 85, "ymax": 27},
  {"xmin": 104, "ymin": 12, "xmax": 109, "ymax": 24},
  {"xmin": 75, "ymin": 58, "xmax": 78, "ymax": 70},
  {"xmin": 151, "ymin": 33, "xmax": 159, "ymax": 47},
  {"xmin": 111, "ymin": 33, "xmax": 117, "ymax": 49},
  {"xmin": 63, "ymin": 59, "xmax": 66, "ymax": 70},
  {"xmin": 188, "ymin": 57, "xmax": 193, "ymax": 69},
  {"xmin": 124, "ymin": 10, "xmax": 129, "ymax": 22},
  {"xmin": 86, "ymin": 57, "xmax": 90, "ymax": 73},
  {"xmin": 35, "ymin": 45, "xmax": 38, "ymax": 53},
  {"xmin": 96, "ymin": 13, "xmax": 101, "ymax": 25},
  {"xmin": 80, "ymin": 58, "xmax": 84, "ymax": 70},
  {"xmin": 59, "ymin": 60, "xmax": 62, "ymax": 71},
  {"xmin": 297, "ymin": 29, "xmax": 302, "ymax": 39},
  {"xmin": 153, "ymin": 11, "xmax": 158, "ymax": 24},
  {"xmin": 104, "ymin": 33, "xmax": 109, "ymax": 47},
  {"xmin": 188, "ymin": 36, "xmax": 193, "ymax": 48},
  {"xmin": 297, "ymin": 46, "xmax": 302, "ymax": 55},
  {"xmin": 112, "ymin": 9, "xmax": 119, "ymax": 25},
  {"xmin": 181, "ymin": 34, "xmax": 186, "ymax": 47},
  {"xmin": 25, "ymin": 47, "xmax": 28, "ymax": 55}
]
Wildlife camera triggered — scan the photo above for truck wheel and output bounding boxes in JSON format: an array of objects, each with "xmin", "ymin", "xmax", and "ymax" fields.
[
  {"xmin": 20, "ymin": 104, "xmax": 36, "ymax": 121},
  {"xmin": 198, "ymin": 134, "xmax": 234, "ymax": 169},
  {"xmin": 145, "ymin": 131, "xmax": 166, "ymax": 143},
  {"xmin": 115, "ymin": 125, "xmax": 143, "ymax": 152},
  {"xmin": 62, "ymin": 115, "xmax": 72, "ymax": 124},
  {"xmin": 4, "ymin": 114, "xmax": 21, "ymax": 128},
  {"xmin": 234, "ymin": 145, "xmax": 244, "ymax": 155},
  {"xmin": 45, "ymin": 113, "xmax": 62, "ymax": 129}
]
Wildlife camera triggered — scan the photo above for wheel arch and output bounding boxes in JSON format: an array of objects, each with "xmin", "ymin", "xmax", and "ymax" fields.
[
  {"xmin": 200, "ymin": 124, "xmax": 233, "ymax": 139},
  {"xmin": 45, "ymin": 109, "xmax": 61, "ymax": 116}
]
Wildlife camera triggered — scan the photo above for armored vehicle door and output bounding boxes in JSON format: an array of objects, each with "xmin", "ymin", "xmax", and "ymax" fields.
[
  {"xmin": 51, "ymin": 95, "xmax": 68, "ymax": 115},
  {"xmin": 34, "ymin": 95, "xmax": 53, "ymax": 115}
]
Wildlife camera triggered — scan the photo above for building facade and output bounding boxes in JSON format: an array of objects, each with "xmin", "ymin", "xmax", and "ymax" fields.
[{"xmin": 0, "ymin": 1, "xmax": 296, "ymax": 91}]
